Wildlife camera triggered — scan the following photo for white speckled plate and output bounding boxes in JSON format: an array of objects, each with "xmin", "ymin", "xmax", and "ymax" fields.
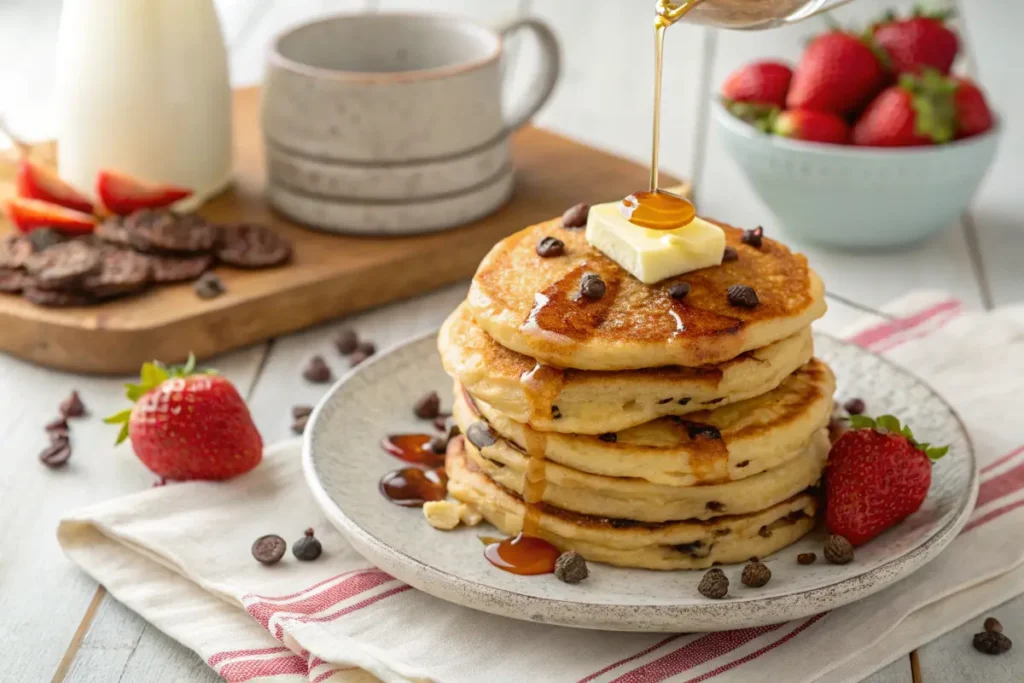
[{"xmin": 303, "ymin": 332, "xmax": 977, "ymax": 632}]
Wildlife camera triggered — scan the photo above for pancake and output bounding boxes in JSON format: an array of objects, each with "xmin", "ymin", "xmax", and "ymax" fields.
[
  {"xmin": 446, "ymin": 441, "xmax": 818, "ymax": 570},
  {"xmin": 461, "ymin": 425, "xmax": 829, "ymax": 522},
  {"xmin": 440, "ymin": 303, "xmax": 815, "ymax": 434},
  {"xmin": 453, "ymin": 358, "xmax": 835, "ymax": 486},
  {"xmin": 466, "ymin": 217, "xmax": 826, "ymax": 370}
]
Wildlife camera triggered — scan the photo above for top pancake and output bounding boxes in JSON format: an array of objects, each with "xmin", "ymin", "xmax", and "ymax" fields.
[{"xmin": 467, "ymin": 216, "xmax": 826, "ymax": 370}]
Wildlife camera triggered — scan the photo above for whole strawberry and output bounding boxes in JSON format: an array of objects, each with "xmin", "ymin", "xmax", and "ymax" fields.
[
  {"xmin": 722, "ymin": 61, "xmax": 793, "ymax": 111},
  {"xmin": 826, "ymin": 415, "xmax": 948, "ymax": 546},
  {"xmin": 772, "ymin": 109, "xmax": 850, "ymax": 144},
  {"xmin": 106, "ymin": 355, "xmax": 263, "ymax": 480},
  {"xmin": 852, "ymin": 70, "xmax": 957, "ymax": 147},
  {"xmin": 953, "ymin": 77, "xmax": 994, "ymax": 139},
  {"xmin": 871, "ymin": 9, "xmax": 959, "ymax": 76},
  {"xmin": 787, "ymin": 31, "xmax": 887, "ymax": 115}
]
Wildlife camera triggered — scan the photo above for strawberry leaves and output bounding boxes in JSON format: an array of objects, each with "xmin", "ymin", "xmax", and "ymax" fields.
[{"xmin": 848, "ymin": 414, "xmax": 949, "ymax": 460}]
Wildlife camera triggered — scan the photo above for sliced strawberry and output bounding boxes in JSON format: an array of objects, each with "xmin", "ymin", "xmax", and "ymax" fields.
[
  {"xmin": 773, "ymin": 109, "xmax": 850, "ymax": 144},
  {"xmin": 96, "ymin": 169, "xmax": 193, "ymax": 215},
  {"xmin": 16, "ymin": 159, "xmax": 94, "ymax": 214},
  {"xmin": 4, "ymin": 197, "xmax": 97, "ymax": 235}
]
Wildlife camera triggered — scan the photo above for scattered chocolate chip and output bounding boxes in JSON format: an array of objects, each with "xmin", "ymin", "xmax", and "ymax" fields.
[
  {"xmin": 291, "ymin": 415, "xmax": 309, "ymax": 434},
  {"xmin": 45, "ymin": 416, "xmax": 69, "ymax": 433},
  {"xmin": 536, "ymin": 236, "xmax": 565, "ymax": 258},
  {"xmin": 736, "ymin": 460, "xmax": 750, "ymax": 468},
  {"xmin": 39, "ymin": 437, "xmax": 72, "ymax": 468},
  {"xmin": 554, "ymin": 551, "xmax": 589, "ymax": 584},
  {"xmin": 252, "ymin": 534, "xmax": 287, "ymax": 565},
  {"xmin": 727, "ymin": 284, "xmax": 759, "ymax": 308},
  {"xmin": 985, "ymin": 617, "xmax": 1004, "ymax": 634},
  {"xmin": 677, "ymin": 397, "xmax": 691, "ymax": 406},
  {"xmin": 698, "ymin": 568, "xmax": 729, "ymax": 599},
  {"xmin": 292, "ymin": 528, "xmax": 323, "ymax": 561},
  {"xmin": 579, "ymin": 273, "xmax": 606, "ymax": 300},
  {"xmin": 598, "ymin": 432, "xmax": 617, "ymax": 443},
  {"xmin": 741, "ymin": 560, "xmax": 771, "ymax": 588},
  {"xmin": 668, "ymin": 282, "xmax": 691, "ymax": 299},
  {"xmin": 357, "ymin": 341, "xmax": 376, "ymax": 356},
  {"xmin": 706, "ymin": 501, "xmax": 725, "ymax": 513},
  {"xmin": 334, "ymin": 328, "xmax": 359, "ymax": 354},
  {"xmin": 414, "ymin": 391, "xmax": 441, "ymax": 419},
  {"xmin": 551, "ymin": 405, "xmax": 562, "ymax": 420},
  {"xmin": 193, "ymin": 271, "xmax": 225, "ymax": 299},
  {"xmin": 60, "ymin": 390, "xmax": 87, "ymax": 418},
  {"xmin": 741, "ymin": 226, "xmax": 764, "ymax": 248},
  {"xmin": 758, "ymin": 525, "xmax": 772, "ymax": 538},
  {"xmin": 302, "ymin": 356, "xmax": 332, "ymax": 383},
  {"xmin": 349, "ymin": 350, "xmax": 371, "ymax": 367},
  {"xmin": 974, "ymin": 631, "xmax": 1012, "ymax": 655},
  {"xmin": 722, "ymin": 246, "xmax": 739, "ymax": 262},
  {"xmin": 466, "ymin": 421, "xmax": 497, "ymax": 450},
  {"xmin": 797, "ymin": 552, "xmax": 817, "ymax": 565},
  {"xmin": 685, "ymin": 422, "xmax": 721, "ymax": 440},
  {"xmin": 292, "ymin": 404, "xmax": 313, "ymax": 419},
  {"xmin": 428, "ymin": 436, "xmax": 448, "ymax": 454},
  {"xmin": 824, "ymin": 534, "xmax": 855, "ymax": 565},
  {"xmin": 843, "ymin": 398, "xmax": 866, "ymax": 415},
  {"xmin": 561, "ymin": 202, "xmax": 590, "ymax": 228}
]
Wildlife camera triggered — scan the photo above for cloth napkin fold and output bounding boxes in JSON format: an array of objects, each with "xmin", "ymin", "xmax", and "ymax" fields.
[{"xmin": 59, "ymin": 290, "xmax": 1024, "ymax": 683}]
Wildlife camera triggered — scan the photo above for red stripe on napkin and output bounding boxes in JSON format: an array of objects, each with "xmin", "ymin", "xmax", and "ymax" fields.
[
  {"xmin": 976, "ymin": 458, "xmax": 1024, "ymax": 509},
  {"xmin": 218, "ymin": 653, "xmax": 308, "ymax": 682},
  {"xmin": 964, "ymin": 498, "xmax": 1024, "ymax": 534},
  {"xmin": 981, "ymin": 445, "xmax": 1024, "ymax": 475},
  {"xmin": 274, "ymin": 584, "xmax": 413, "ymax": 639},
  {"xmin": 850, "ymin": 300, "xmax": 960, "ymax": 348},
  {"xmin": 209, "ymin": 645, "xmax": 291, "ymax": 667},
  {"xmin": 577, "ymin": 635, "xmax": 686, "ymax": 683},
  {"xmin": 244, "ymin": 568, "xmax": 374, "ymax": 603},
  {"xmin": 247, "ymin": 570, "xmax": 394, "ymax": 628}
]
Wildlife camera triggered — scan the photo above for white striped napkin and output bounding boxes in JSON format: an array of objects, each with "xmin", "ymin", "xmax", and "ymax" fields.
[{"xmin": 58, "ymin": 290, "xmax": 1024, "ymax": 683}]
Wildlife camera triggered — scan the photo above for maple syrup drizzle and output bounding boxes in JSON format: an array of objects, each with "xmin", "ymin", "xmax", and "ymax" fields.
[
  {"xmin": 380, "ymin": 433, "xmax": 445, "ymax": 468},
  {"xmin": 379, "ymin": 467, "xmax": 447, "ymax": 507},
  {"xmin": 522, "ymin": 263, "xmax": 621, "ymax": 341},
  {"xmin": 519, "ymin": 363, "xmax": 563, "ymax": 535},
  {"xmin": 483, "ymin": 532, "xmax": 561, "ymax": 575}
]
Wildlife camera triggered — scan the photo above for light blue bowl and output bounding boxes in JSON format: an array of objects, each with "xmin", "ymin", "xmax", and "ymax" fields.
[{"xmin": 713, "ymin": 101, "xmax": 1001, "ymax": 249}]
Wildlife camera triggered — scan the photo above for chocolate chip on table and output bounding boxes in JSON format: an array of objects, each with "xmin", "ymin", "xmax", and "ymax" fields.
[
  {"xmin": 668, "ymin": 282, "xmax": 691, "ymax": 300},
  {"xmin": 698, "ymin": 568, "xmax": 729, "ymax": 599},
  {"xmin": 579, "ymin": 273, "xmax": 606, "ymax": 300},
  {"xmin": 216, "ymin": 223, "xmax": 292, "ymax": 268},
  {"xmin": 414, "ymin": 391, "xmax": 441, "ymax": 419},
  {"xmin": 302, "ymin": 356, "xmax": 332, "ymax": 383},
  {"xmin": 554, "ymin": 551, "xmax": 589, "ymax": 584},
  {"xmin": 823, "ymin": 534, "xmax": 855, "ymax": 565},
  {"xmin": 561, "ymin": 202, "xmax": 590, "ymax": 229},
  {"xmin": 797, "ymin": 552, "xmax": 817, "ymax": 565},
  {"xmin": 334, "ymin": 328, "xmax": 358, "ymax": 355},
  {"xmin": 741, "ymin": 560, "xmax": 771, "ymax": 588},
  {"xmin": 598, "ymin": 433, "xmax": 617, "ymax": 443},
  {"xmin": 741, "ymin": 226, "xmax": 764, "ymax": 248},
  {"xmin": 292, "ymin": 404, "xmax": 313, "ymax": 419},
  {"xmin": 466, "ymin": 421, "xmax": 498, "ymax": 450},
  {"xmin": 39, "ymin": 436, "xmax": 72, "ymax": 468},
  {"xmin": 291, "ymin": 414, "xmax": 309, "ymax": 435},
  {"xmin": 432, "ymin": 414, "xmax": 449, "ymax": 432},
  {"xmin": 45, "ymin": 416, "xmax": 70, "ymax": 441},
  {"xmin": 60, "ymin": 390, "xmax": 87, "ymax": 418},
  {"xmin": 722, "ymin": 246, "xmax": 739, "ymax": 262},
  {"xmin": 252, "ymin": 534, "xmax": 287, "ymax": 565},
  {"xmin": 843, "ymin": 398, "xmax": 866, "ymax": 415},
  {"xmin": 193, "ymin": 271, "xmax": 225, "ymax": 300},
  {"xmin": 292, "ymin": 528, "xmax": 323, "ymax": 561},
  {"xmin": 974, "ymin": 631, "xmax": 1012, "ymax": 655},
  {"xmin": 727, "ymin": 284, "xmax": 759, "ymax": 308},
  {"xmin": 357, "ymin": 341, "xmax": 376, "ymax": 356},
  {"xmin": 985, "ymin": 617, "xmax": 1004, "ymax": 634},
  {"xmin": 349, "ymin": 350, "xmax": 371, "ymax": 367},
  {"xmin": 536, "ymin": 236, "xmax": 566, "ymax": 258}
]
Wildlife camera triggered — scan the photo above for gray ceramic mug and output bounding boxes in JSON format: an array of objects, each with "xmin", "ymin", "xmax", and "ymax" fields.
[{"xmin": 263, "ymin": 13, "xmax": 560, "ymax": 234}]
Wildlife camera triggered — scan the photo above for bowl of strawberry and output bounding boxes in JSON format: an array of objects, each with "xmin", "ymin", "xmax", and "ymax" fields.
[{"xmin": 713, "ymin": 9, "xmax": 999, "ymax": 249}]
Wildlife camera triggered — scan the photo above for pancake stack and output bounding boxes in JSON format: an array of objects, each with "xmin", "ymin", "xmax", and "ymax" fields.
[{"xmin": 439, "ymin": 212, "xmax": 832, "ymax": 570}]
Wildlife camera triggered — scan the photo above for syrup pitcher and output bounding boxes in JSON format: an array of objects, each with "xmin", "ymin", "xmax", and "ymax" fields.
[{"xmin": 658, "ymin": 0, "xmax": 860, "ymax": 30}]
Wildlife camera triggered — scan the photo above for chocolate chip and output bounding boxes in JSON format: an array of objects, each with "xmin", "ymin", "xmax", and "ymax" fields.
[
  {"xmin": 536, "ymin": 236, "xmax": 565, "ymax": 258},
  {"xmin": 193, "ymin": 272, "xmax": 225, "ymax": 299},
  {"xmin": 291, "ymin": 415, "xmax": 309, "ymax": 434},
  {"xmin": 797, "ymin": 552, "xmax": 817, "ymax": 565},
  {"xmin": 551, "ymin": 405, "xmax": 562, "ymax": 420},
  {"xmin": 824, "ymin": 534, "xmax": 855, "ymax": 564},
  {"xmin": 357, "ymin": 341, "xmax": 376, "ymax": 356},
  {"xmin": 60, "ymin": 390, "xmax": 87, "ymax": 418},
  {"xmin": 985, "ymin": 617, "xmax": 1004, "ymax": 634},
  {"xmin": 741, "ymin": 560, "xmax": 771, "ymax": 588},
  {"xmin": 466, "ymin": 421, "xmax": 497, "ymax": 449},
  {"xmin": 677, "ymin": 397, "xmax": 691, "ymax": 406},
  {"xmin": 668, "ymin": 282, "xmax": 691, "ymax": 299},
  {"xmin": 657, "ymin": 398, "xmax": 673, "ymax": 405},
  {"xmin": 758, "ymin": 525, "xmax": 772, "ymax": 538},
  {"xmin": 302, "ymin": 356, "xmax": 332, "ymax": 383},
  {"xmin": 974, "ymin": 631, "xmax": 1012, "ymax": 655},
  {"xmin": 598, "ymin": 432, "xmax": 617, "ymax": 443},
  {"xmin": 579, "ymin": 273, "xmax": 605, "ymax": 300},
  {"xmin": 736, "ymin": 460, "xmax": 750, "ymax": 468},
  {"xmin": 292, "ymin": 528, "xmax": 323, "ymax": 561},
  {"xmin": 610, "ymin": 518, "xmax": 640, "ymax": 529},
  {"xmin": 39, "ymin": 436, "xmax": 72, "ymax": 468},
  {"xmin": 722, "ymin": 246, "xmax": 739, "ymax": 262},
  {"xmin": 45, "ymin": 416, "xmax": 69, "ymax": 433},
  {"xmin": 428, "ymin": 436, "xmax": 448, "ymax": 454},
  {"xmin": 252, "ymin": 534, "xmax": 287, "ymax": 565},
  {"xmin": 698, "ymin": 568, "xmax": 728, "ymax": 599},
  {"xmin": 554, "ymin": 551, "xmax": 588, "ymax": 584},
  {"xmin": 414, "ymin": 391, "xmax": 441, "ymax": 419},
  {"xmin": 741, "ymin": 226, "xmax": 764, "ymax": 248},
  {"xmin": 561, "ymin": 203, "xmax": 590, "ymax": 228},
  {"xmin": 349, "ymin": 350, "xmax": 371, "ymax": 367},
  {"xmin": 843, "ymin": 398, "xmax": 866, "ymax": 415},
  {"xmin": 334, "ymin": 328, "xmax": 358, "ymax": 354},
  {"xmin": 685, "ymin": 422, "xmax": 721, "ymax": 440},
  {"xmin": 706, "ymin": 501, "xmax": 725, "ymax": 513},
  {"xmin": 674, "ymin": 540, "xmax": 703, "ymax": 554},
  {"xmin": 432, "ymin": 414, "xmax": 449, "ymax": 431},
  {"xmin": 292, "ymin": 404, "xmax": 313, "ymax": 419},
  {"xmin": 727, "ymin": 284, "xmax": 759, "ymax": 308}
]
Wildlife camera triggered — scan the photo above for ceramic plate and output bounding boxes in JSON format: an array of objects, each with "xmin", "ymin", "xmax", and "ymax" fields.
[{"xmin": 303, "ymin": 332, "xmax": 977, "ymax": 632}]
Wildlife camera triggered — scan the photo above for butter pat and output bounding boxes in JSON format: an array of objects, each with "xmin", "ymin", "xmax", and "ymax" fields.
[{"xmin": 585, "ymin": 201, "xmax": 725, "ymax": 284}]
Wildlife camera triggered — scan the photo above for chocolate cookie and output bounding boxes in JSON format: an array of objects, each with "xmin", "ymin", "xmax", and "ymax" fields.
[
  {"xmin": 0, "ymin": 268, "xmax": 32, "ymax": 293},
  {"xmin": 126, "ymin": 210, "xmax": 216, "ymax": 254},
  {"xmin": 24, "ymin": 241, "xmax": 101, "ymax": 290},
  {"xmin": 216, "ymin": 223, "xmax": 292, "ymax": 268},
  {"xmin": 82, "ymin": 247, "xmax": 153, "ymax": 298},
  {"xmin": 0, "ymin": 235, "xmax": 32, "ymax": 269},
  {"xmin": 22, "ymin": 285, "xmax": 95, "ymax": 307},
  {"xmin": 144, "ymin": 253, "xmax": 214, "ymax": 283},
  {"xmin": 95, "ymin": 216, "xmax": 132, "ymax": 247}
]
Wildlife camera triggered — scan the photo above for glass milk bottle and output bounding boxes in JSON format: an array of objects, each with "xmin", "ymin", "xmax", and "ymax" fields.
[{"xmin": 54, "ymin": 0, "xmax": 232, "ymax": 211}]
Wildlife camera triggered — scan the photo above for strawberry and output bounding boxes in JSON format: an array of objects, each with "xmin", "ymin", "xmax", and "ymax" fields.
[
  {"xmin": 826, "ymin": 414, "xmax": 948, "ymax": 546},
  {"xmin": 96, "ymin": 169, "xmax": 192, "ymax": 215},
  {"xmin": 852, "ymin": 70, "xmax": 958, "ymax": 147},
  {"xmin": 722, "ymin": 61, "xmax": 793, "ymax": 113},
  {"xmin": 106, "ymin": 355, "xmax": 263, "ymax": 481},
  {"xmin": 4, "ymin": 197, "xmax": 96, "ymax": 235},
  {"xmin": 871, "ymin": 9, "xmax": 959, "ymax": 76},
  {"xmin": 16, "ymin": 158, "xmax": 94, "ymax": 214},
  {"xmin": 772, "ymin": 109, "xmax": 850, "ymax": 144},
  {"xmin": 953, "ymin": 77, "xmax": 994, "ymax": 139},
  {"xmin": 787, "ymin": 31, "xmax": 887, "ymax": 115}
]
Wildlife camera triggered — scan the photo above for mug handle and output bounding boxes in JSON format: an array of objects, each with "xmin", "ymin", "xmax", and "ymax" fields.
[{"xmin": 497, "ymin": 18, "xmax": 561, "ymax": 133}]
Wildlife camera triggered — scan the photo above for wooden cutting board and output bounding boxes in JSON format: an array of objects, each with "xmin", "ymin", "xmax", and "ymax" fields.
[{"xmin": 0, "ymin": 87, "xmax": 684, "ymax": 375}]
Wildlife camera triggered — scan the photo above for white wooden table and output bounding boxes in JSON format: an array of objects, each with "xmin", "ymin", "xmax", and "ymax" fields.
[{"xmin": 1, "ymin": 1, "xmax": 1021, "ymax": 681}]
